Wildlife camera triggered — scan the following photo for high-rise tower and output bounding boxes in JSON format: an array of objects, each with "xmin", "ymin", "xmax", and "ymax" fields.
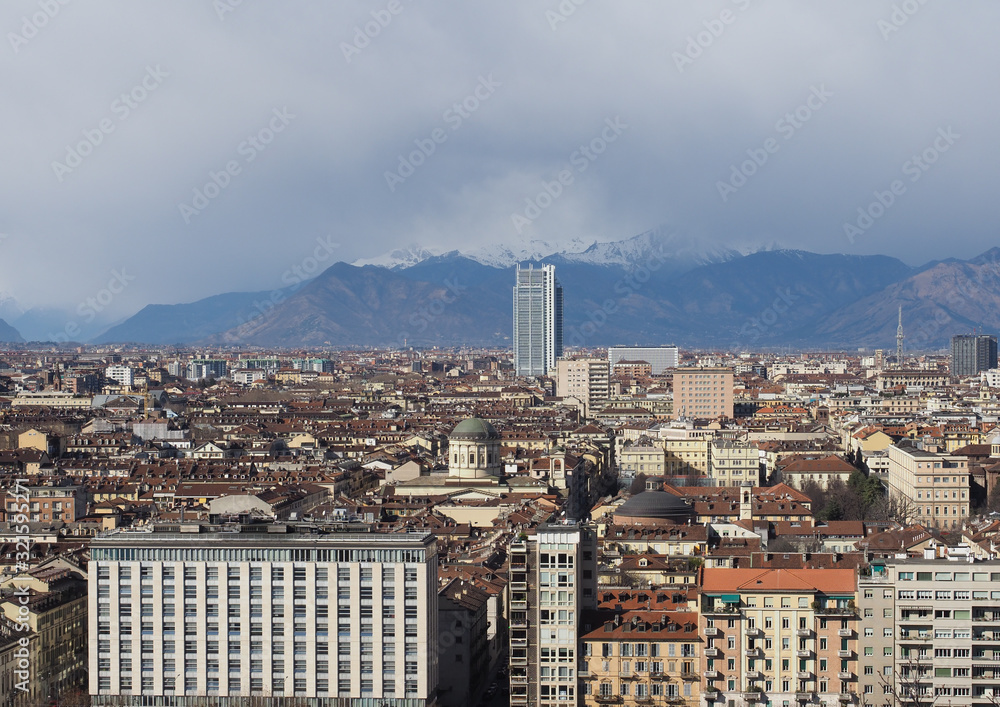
[
  {"xmin": 513, "ymin": 264, "xmax": 563, "ymax": 376},
  {"xmin": 951, "ymin": 334, "xmax": 998, "ymax": 378}
]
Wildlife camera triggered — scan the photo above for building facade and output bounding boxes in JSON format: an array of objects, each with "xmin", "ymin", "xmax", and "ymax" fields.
[
  {"xmin": 951, "ymin": 334, "xmax": 998, "ymax": 378},
  {"xmin": 700, "ymin": 568, "xmax": 860, "ymax": 707},
  {"xmin": 858, "ymin": 557, "xmax": 1000, "ymax": 707},
  {"xmin": 885, "ymin": 441, "xmax": 970, "ymax": 530},
  {"xmin": 514, "ymin": 264, "xmax": 563, "ymax": 377},
  {"xmin": 672, "ymin": 368, "xmax": 734, "ymax": 420},
  {"xmin": 508, "ymin": 523, "xmax": 597, "ymax": 707},
  {"xmin": 89, "ymin": 523, "xmax": 439, "ymax": 706},
  {"xmin": 555, "ymin": 358, "xmax": 610, "ymax": 416},
  {"xmin": 608, "ymin": 347, "xmax": 679, "ymax": 376},
  {"xmin": 580, "ymin": 611, "xmax": 702, "ymax": 707}
]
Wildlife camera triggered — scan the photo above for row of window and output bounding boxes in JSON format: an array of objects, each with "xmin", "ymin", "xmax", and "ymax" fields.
[
  {"xmin": 897, "ymin": 570, "xmax": 1000, "ymax": 582},
  {"xmin": 95, "ymin": 677, "xmax": 420, "ymax": 695}
]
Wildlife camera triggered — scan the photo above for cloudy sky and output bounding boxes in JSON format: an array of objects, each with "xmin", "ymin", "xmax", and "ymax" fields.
[{"xmin": 1, "ymin": 0, "xmax": 998, "ymax": 322}]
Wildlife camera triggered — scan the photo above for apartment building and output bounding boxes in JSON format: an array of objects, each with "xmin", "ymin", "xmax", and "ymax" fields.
[
  {"xmin": 709, "ymin": 439, "xmax": 760, "ymax": 486},
  {"xmin": 858, "ymin": 557, "xmax": 1000, "ymax": 707},
  {"xmin": 580, "ymin": 610, "xmax": 702, "ymax": 707},
  {"xmin": 886, "ymin": 441, "xmax": 970, "ymax": 529},
  {"xmin": 672, "ymin": 367, "xmax": 734, "ymax": 420},
  {"xmin": 105, "ymin": 365, "xmax": 135, "ymax": 387},
  {"xmin": 89, "ymin": 522, "xmax": 439, "ymax": 706},
  {"xmin": 619, "ymin": 439, "xmax": 666, "ymax": 480},
  {"xmin": 609, "ymin": 346, "xmax": 679, "ymax": 376},
  {"xmin": 555, "ymin": 358, "xmax": 610, "ymax": 416},
  {"xmin": 700, "ymin": 568, "xmax": 859, "ymax": 707},
  {"xmin": 508, "ymin": 522, "xmax": 598, "ymax": 707}
]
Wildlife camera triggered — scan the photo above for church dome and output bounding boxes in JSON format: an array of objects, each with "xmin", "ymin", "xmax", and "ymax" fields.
[
  {"xmin": 450, "ymin": 418, "xmax": 501, "ymax": 441},
  {"xmin": 616, "ymin": 491, "xmax": 694, "ymax": 521}
]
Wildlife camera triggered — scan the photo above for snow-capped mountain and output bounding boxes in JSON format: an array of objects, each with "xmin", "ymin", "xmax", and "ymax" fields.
[
  {"xmin": 352, "ymin": 245, "xmax": 439, "ymax": 269},
  {"xmin": 353, "ymin": 228, "xmax": 758, "ymax": 272}
]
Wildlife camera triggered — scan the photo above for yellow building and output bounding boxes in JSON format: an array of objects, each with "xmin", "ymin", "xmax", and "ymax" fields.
[{"xmin": 581, "ymin": 610, "xmax": 702, "ymax": 707}]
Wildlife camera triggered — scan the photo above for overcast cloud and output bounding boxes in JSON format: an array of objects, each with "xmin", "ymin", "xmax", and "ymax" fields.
[{"xmin": 0, "ymin": 0, "xmax": 997, "ymax": 319}]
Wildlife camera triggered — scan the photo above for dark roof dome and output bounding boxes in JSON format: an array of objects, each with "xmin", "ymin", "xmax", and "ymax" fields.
[
  {"xmin": 616, "ymin": 491, "xmax": 694, "ymax": 520},
  {"xmin": 450, "ymin": 418, "xmax": 501, "ymax": 441}
]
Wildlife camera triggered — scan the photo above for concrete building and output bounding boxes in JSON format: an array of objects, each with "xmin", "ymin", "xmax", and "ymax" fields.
[
  {"xmin": 951, "ymin": 334, "xmax": 998, "ymax": 378},
  {"xmin": 89, "ymin": 522, "xmax": 439, "ymax": 705},
  {"xmin": 672, "ymin": 368, "xmax": 734, "ymax": 420},
  {"xmin": 513, "ymin": 264, "xmax": 563, "ymax": 377},
  {"xmin": 858, "ymin": 556, "xmax": 1000, "ymax": 707},
  {"xmin": 508, "ymin": 523, "xmax": 598, "ymax": 707},
  {"xmin": 700, "ymin": 568, "xmax": 860, "ymax": 707},
  {"xmin": 555, "ymin": 358, "xmax": 610, "ymax": 416},
  {"xmin": 885, "ymin": 441, "xmax": 970, "ymax": 530},
  {"xmin": 608, "ymin": 346, "xmax": 679, "ymax": 376}
]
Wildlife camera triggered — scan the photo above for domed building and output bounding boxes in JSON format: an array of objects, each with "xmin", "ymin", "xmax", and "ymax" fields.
[
  {"xmin": 448, "ymin": 418, "xmax": 502, "ymax": 479},
  {"xmin": 613, "ymin": 490, "xmax": 695, "ymax": 525}
]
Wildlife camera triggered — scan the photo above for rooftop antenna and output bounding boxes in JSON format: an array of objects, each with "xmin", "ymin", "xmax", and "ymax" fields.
[{"xmin": 896, "ymin": 305, "xmax": 904, "ymax": 368}]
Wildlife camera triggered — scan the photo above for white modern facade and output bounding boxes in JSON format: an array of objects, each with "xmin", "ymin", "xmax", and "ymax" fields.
[
  {"xmin": 508, "ymin": 522, "xmax": 597, "ymax": 707},
  {"xmin": 608, "ymin": 346, "xmax": 679, "ymax": 375},
  {"xmin": 106, "ymin": 365, "xmax": 135, "ymax": 387},
  {"xmin": 89, "ymin": 523, "xmax": 439, "ymax": 706},
  {"xmin": 514, "ymin": 264, "xmax": 563, "ymax": 377}
]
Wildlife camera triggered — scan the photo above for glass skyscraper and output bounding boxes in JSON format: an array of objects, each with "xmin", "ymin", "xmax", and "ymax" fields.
[
  {"xmin": 513, "ymin": 264, "xmax": 563, "ymax": 376},
  {"xmin": 951, "ymin": 334, "xmax": 997, "ymax": 378}
]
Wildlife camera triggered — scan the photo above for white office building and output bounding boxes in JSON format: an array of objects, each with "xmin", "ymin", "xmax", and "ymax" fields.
[
  {"xmin": 514, "ymin": 264, "xmax": 563, "ymax": 377},
  {"xmin": 89, "ymin": 522, "xmax": 439, "ymax": 706},
  {"xmin": 106, "ymin": 365, "xmax": 135, "ymax": 387}
]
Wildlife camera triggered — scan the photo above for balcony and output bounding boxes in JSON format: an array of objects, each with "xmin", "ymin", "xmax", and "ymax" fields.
[
  {"xmin": 839, "ymin": 671, "xmax": 853, "ymax": 680},
  {"xmin": 837, "ymin": 650, "xmax": 853, "ymax": 658},
  {"xmin": 796, "ymin": 628, "xmax": 812, "ymax": 638},
  {"xmin": 745, "ymin": 648, "xmax": 763, "ymax": 658},
  {"xmin": 745, "ymin": 627, "xmax": 763, "ymax": 638},
  {"xmin": 509, "ymin": 581, "xmax": 528, "ymax": 592},
  {"xmin": 509, "ymin": 655, "xmax": 528, "ymax": 667},
  {"xmin": 510, "ymin": 617, "xmax": 528, "ymax": 629},
  {"xmin": 746, "ymin": 670, "xmax": 763, "ymax": 680},
  {"xmin": 796, "ymin": 650, "xmax": 813, "ymax": 658},
  {"xmin": 797, "ymin": 671, "xmax": 813, "ymax": 680},
  {"xmin": 705, "ymin": 604, "xmax": 742, "ymax": 616},
  {"xmin": 838, "ymin": 693, "xmax": 856, "ymax": 704},
  {"xmin": 815, "ymin": 606, "xmax": 856, "ymax": 616},
  {"xmin": 704, "ymin": 626, "xmax": 721, "ymax": 637},
  {"xmin": 838, "ymin": 628, "xmax": 853, "ymax": 637},
  {"xmin": 510, "ymin": 599, "xmax": 528, "ymax": 611},
  {"xmin": 704, "ymin": 670, "xmax": 720, "ymax": 679},
  {"xmin": 682, "ymin": 671, "xmax": 699, "ymax": 681},
  {"xmin": 703, "ymin": 691, "xmax": 722, "ymax": 702},
  {"xmin": 510, "ymin": 637, "xmax": 528, "ymax": 648},
  {"xmin": 744, "ymin": 690, "xmax": 765, "ymax": 702},
  {"xmin": 704, "ymin": 648, "xmax": 720, "ymax": 658},
  {"xmin": 510, "ymin": 695, "xmax": 528, "ymax": 706},
  {"xmin": 510, "ymin": 674, "xmax": 528, "ymax": 684},
  {"xmin": 595, "ymin": 696, "xmax": 624, "ymax": 705},
  {"xmin": 796, "ymin": 692, "xmax": 813, "ymax": 702}
]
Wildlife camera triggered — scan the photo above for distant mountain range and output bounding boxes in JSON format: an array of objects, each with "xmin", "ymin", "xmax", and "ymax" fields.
[
  {"xmin": 5, "ymin": 230, "xmax": 1000, "ymax": 350},
  {"xmin": 0, "ymin": 317, "xmax": 22, "ymax": 343}
]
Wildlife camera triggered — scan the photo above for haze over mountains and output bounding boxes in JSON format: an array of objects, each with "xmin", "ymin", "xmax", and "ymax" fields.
[{"xmin": 3, "ymin": 231, "xmax": 999, "ymax": 350}]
